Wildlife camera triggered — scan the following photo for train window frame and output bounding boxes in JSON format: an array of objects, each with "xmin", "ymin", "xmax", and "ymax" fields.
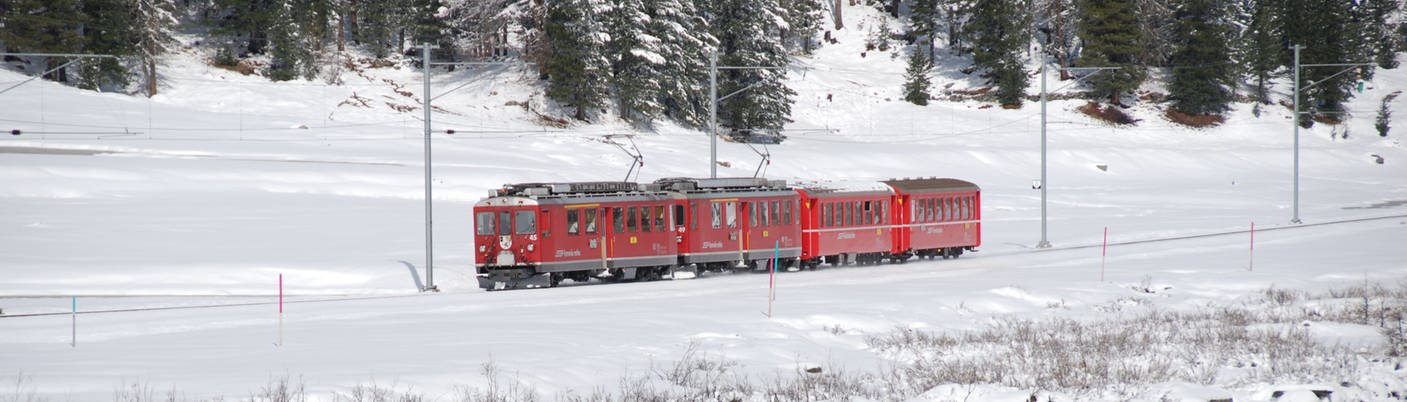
[
  {"xmin": 783, "ymin": 200, "xmax": 792, "ymax": 225},
  {"xmin": 627, "ymin": 206, "xmax": 639, "ymax": 232},
  {"xmin": 769, "ymin": 201, "xmax": 779, "ymax": 226},
  {"xmin": 498, "ymin": 211, "xmax": 512, "ymax": 236},
  {"xmin": 822, "ymin": 203, "xmax": 831, "ymax": 227},
  {"xmin": 749, "ymin": 202, "xmax": 759, "ymax": 227},
  {"xmin": 673, "ymin": 205, "xmax": 685, "ymax": 231},
  {"xmin": 759, "ymin": 200, "xmax": 771, "ymax": 226},
  {"xmin": 585, "ymin": 208, "xmax": 599, "ymax": 234},
  {"xmin": 650, "ymin": 206, "xmax": 661, "ymax": 232},
  {"xmin": 613, "ymin": 207, "xmax": 624, "ymax": 233},
  {"xmin": 515, "ymin": 210, "xmax": 536, "ymax": 235},
  {"xmin": 874, "ymin": 200, "xmax": 881, "ymax": 225},
  {"xmin": 711, "ymin": 202, "xmax": 722, "ymax": 229},
  {"xmin": 726, "ymin": 201, "xmax": 738, "ymax": 229},
  {"xmin": 640, "ymin": 207, "xmax": 652, "ymax": 232},
  {"xmin": 567, "ymin": 209, "xmax": 580, "ymax": 235},
  {"xmin": 476, "ymin": 212, "xmax": 495, "ymax": 235}
]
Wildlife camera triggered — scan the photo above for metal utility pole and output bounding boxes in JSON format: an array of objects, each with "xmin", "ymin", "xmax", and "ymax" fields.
[
  {"xmin": 1288, "ymin": 44, "xmax": 1371, "ymax": 225},
  {"xmin": 1036, "ymin": 48, "xmax": 1117, "ymax": 249},
  {"xmin": 421, "ymin": 43, "xmax": 439, "ymax": 292},
  {"xmin": 419, "ymin": 43, "xmax": 531, "ymax": 292},
  {"xmin": 710, "ymin": 51, "xmax": 719, "ymax": 179},
  {"xmin": 708, "ymin": 48, "xmax": 786, "ymax": 178},
  {"xmin": 1038, "ymin": 50, "xmax": 1050, "ymax": 249}
]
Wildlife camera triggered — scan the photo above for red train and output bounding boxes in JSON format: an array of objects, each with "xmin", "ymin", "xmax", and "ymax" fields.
[{"xmin": 473, "ymin": 177, "xmax": 980, "ymax": 290}]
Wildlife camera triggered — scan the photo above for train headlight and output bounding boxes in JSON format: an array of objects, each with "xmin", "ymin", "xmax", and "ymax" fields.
[
  {"xmin": 527, "ymin": 244, "xmax": 535, "ymax": 252},
  {"xmin": 478, "ymin": 245, "xmax": 486, "ymax": 252}
]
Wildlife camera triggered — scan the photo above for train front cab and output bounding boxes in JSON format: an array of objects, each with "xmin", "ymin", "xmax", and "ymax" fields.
[
  {"xmin": 474, "ymin": 196, "xmax": 546, "ymax": 288},
  {"xmin": 883, "ymin": 178, "xmax": 981, "ymax": 260}
]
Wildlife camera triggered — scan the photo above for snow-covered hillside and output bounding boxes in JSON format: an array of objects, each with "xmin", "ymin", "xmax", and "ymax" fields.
[{"xmin": 2, "ymin": 4, "xmax": 1405, "ymax": 401}]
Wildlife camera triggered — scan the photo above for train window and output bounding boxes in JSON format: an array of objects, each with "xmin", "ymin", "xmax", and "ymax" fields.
[
  {"xmin": 726, "ymin": 202, "xmax": 738, "ymax": 228},
  {"xmin": 878, "ymin": 202, "xmax": 885, "ymax": 225},
  {"xmin": 749, "ymin": 202, "xmax": 759, "ymax": 227},
  {"xmin": 498, "ymin": 211, "xmax": 512, "ymax": 236},
  {"xmin": 759, "ymin": 202, "xmax": 769, "ymax": 226},
  {"xmin": 928, "ymin": 199, "xmax": 936, "ymax": 222},
  {"xmin": 711, "ymin": 203, "xmax": 722, "ymax": 229},
  {"xmin": 652, "ymin": 205, "xmax": 664, "ymax": 230},
  {"xmin": 640, "ymin": 207, "xmax": 652, "ymax": 232},
  {"xmin": 918, "ymin": 199, "xmax": 927, "ymax": 222},
  {"xmin": 515, "ymin": 210, "xmax": 536, "ymax": 234},
  {"xmin": 476, "ymin": 212, "xmax": 495, "ymax": 235},
  {"xmin": 567, "ymin": 210, "xmax": 580, "ymax": 235},
  {"xmin": 769, "ymin": 201, "xmax": 779, "ymax": 226},
  {"xmin": 674, "ymin": 205, "xmax": 685, "ymax": 231},
  {"xmin": 822, "ymin": 203, "xmax": 831, "ymax": 227},
  {"xmin": 585, "ymin": 208, "xmax": 599, "ymax": 234},
  {"xmin": 627, "ymin": 207, "xmax": 638, "ymax": 232},
  {"xmin": 965, "ymin": 197, "xmax": 973, "ymax": 219},
  {"xmin": 783, "ymin": 200, "xmax": 792, "ymax": 225},
  {"xmin": 690, "ymin": 203, "xmax": 697, "ymax": 230},
  {"xmin": 613, "ymin": 207, "xmax": 624, "ymax": 233},
  {"xmin": 948, "ymin": 198, "xmax": 956, "ymax": 221}
]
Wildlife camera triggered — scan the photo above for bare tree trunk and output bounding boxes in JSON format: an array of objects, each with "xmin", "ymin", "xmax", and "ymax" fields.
[
  {"xmin": 832, "ymin": 0, "xmax": 843, "ymax": 30},
  {"xmin": 146, "ymin": 59, "xmax": 158, "ymax": 97},
  {"xmin": 337, "ymin": 3, "xmax": 346, "ymax": 51}
]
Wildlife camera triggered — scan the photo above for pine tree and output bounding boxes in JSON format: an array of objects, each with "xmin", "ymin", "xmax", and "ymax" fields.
[
  {"xmin": 354, "ymin": 0, "xmax": 399, "ymax": 57},
  {"xmin": 78, "ymin": 0, "xmax": 138, "ymax": 90},
  {"xmin": 211, "ymin": 0, "xmax": 278, "ymax": 56},
  {"xmin": 1361, "ymin": 0, "xmax": 1401, "ymax": 70},
  {"xmin": 960, "ymin": 0, "xmax": 1031, "ymax": 106},
  {"xmin": 1133, "ymin": 0, "xmax": 1173, "ymax": 67},
  {"xmin": 711, "ymin": 0, "xmax": 796, "ymax": 141},
  {"xmin": 780, "ymin": 0, "xmax": 825, "ymax": 54},
  {"xmin": 909, "ymin": 0, "xmax": 941, "ymax": 57},
  {"xmin": 607, "ymin": 0, "xmax": 664, "ymax": 124},
  {"xmin": 903, "ymin": 50, "xmax": 933, "ymax": 105},
  {"xmin": 1239, "ymin": 0, "xmax": 1279, "ymax": 104},
  {"xmin": 1167, "ymin": 0, "xmax": 1235, "ymax": 116},
  {"xmin": 134, "ymin": 0, "xmax": 179, "ymax": 96},
  {"xmin": 1035, "ymin": 0, "xmax": 1077, "ymax": 80},
  {"xmin": 1076, "ymin": 0, "xmax": 1145, "ymax": 104},
  {"xmin": 545, "ymin": 0, "xmax": 612, "ymax": 121},
  {"xmin": 0, "ymin": 0, "xmax": 86, "ymax": 82},
  {"xmin": 1279, "ymin": 0, "xmax": 1355, "ymax": 118},
  {"xmin": 648, "ymin": 0, "xmax": 716, "ymax": 127},
  {"xmin": 939, "ymin": 0, "xmax": 973, "ymax": 55}
]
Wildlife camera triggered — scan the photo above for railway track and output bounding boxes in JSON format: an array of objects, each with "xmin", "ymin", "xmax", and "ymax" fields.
[{"xmin": 3, "ymin": 213, "xmax": 1402, "ymax": 319}]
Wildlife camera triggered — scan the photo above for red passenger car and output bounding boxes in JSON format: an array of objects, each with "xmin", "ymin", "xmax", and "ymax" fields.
[
  {"xmin": 795, "ymin": 181, "xmax": 897, "ymax": 268},
  {"xmin": 883, "ymin": 178, "xmax": 981, "ymax": 259},
  {"xmin": 652, "ymin": 177, "xmax": 802, "ymax": 273}
]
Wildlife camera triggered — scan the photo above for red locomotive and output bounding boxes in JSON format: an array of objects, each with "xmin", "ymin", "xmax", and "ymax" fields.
[{"xmin": 474, "ymin": 177, "xmax": 979, "ymax": 290}]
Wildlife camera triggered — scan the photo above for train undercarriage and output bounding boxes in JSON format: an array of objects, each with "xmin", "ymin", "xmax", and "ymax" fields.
[{"xmin": 476, "ymin": 246, "xmax": 975, "ymax": 291}]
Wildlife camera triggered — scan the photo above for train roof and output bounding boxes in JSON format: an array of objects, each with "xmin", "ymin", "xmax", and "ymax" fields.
[
  {"xmin": 649, "ymin": 177, "xmax": 789, "ymax": 192},
  {"xmin": 882, "ymin": 177, "xmax": 980, "ymax": 193},
  {"xmin": 791, "ymin": 180, "xmax": 895, "ymax": 196}
]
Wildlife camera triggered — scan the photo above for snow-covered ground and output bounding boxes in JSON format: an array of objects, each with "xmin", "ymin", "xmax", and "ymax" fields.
[{"xmin": 2, "ymin": 5, "xmax": 1406, "ymax": 401}]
